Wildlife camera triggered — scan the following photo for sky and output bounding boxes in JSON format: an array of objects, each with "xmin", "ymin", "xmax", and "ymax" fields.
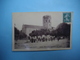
[{"xmin": 13, "ymin": 12, "xmax": 63, "ymax": 30}]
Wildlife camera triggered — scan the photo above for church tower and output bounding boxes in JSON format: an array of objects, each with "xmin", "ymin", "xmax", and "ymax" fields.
[{"xmin": 43, "ymin": 15, "xmax": 51, "ymax": 29}]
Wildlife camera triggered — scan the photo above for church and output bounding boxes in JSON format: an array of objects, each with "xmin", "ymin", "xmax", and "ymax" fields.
[{"xmin": 22, "ymin": 15, "xmax": 53, "ymax": 36}]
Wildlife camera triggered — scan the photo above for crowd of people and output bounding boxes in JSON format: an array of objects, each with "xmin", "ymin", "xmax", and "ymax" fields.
[{"xmin": 27, "ymin": 35, "xmax": 65, "ymax": 43}]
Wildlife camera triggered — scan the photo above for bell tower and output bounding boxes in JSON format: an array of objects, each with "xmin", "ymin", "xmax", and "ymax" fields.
[{"xmin": 43, "ymin": 15, "xmax": 51, "ymax": 29}]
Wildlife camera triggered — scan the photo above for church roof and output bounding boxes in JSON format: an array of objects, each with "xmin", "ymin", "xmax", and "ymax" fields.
[{"xmin": 22, "ymin": 24, "xmax": 44, "ymax": 29}]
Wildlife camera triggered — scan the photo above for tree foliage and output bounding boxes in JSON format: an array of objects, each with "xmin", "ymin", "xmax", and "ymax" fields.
[
  {"xmin": 14, "ymin": 27, "xmax": 27, "ymax": 40},
  {"xmin": 56, "ymin": 23, "xmax": 70, "ymax": 37},
  {"xmin": 29, "ymin": 29, "xmax": 51, "ymax": 37}
]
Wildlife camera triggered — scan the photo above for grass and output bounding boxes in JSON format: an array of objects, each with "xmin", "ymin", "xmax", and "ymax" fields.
[{"xmin": 14, "ymin": 38, "xmax": 70, "ymax": 50}]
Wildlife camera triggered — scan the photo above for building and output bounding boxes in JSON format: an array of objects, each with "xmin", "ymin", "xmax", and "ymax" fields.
[{"xmin": 22, "ymin": 15, "xmax": 52, "ymax": 36}]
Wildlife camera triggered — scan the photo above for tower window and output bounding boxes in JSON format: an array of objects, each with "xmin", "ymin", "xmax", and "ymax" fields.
[
  {"xmin": 46, "ymin": 20, "xmax": 47, "ymax": 22},
  {"xmin": 49, "ymin": 20, "xmax": 50, "ymax": 22}
]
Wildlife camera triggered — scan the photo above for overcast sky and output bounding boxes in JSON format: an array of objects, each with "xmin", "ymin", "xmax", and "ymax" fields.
[{"xmin": 13, "ymin": 12, "xmax": 63, "ymax": 30}]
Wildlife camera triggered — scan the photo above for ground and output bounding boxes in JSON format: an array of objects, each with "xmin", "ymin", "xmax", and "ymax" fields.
[{"xmin": 14, "ymin": 39, "xmax": 70, "ymax": 50}]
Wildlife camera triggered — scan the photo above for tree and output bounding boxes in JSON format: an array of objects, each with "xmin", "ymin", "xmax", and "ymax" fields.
[
  {"xmin": 14, "ymin": 27, "xmax": 27, "ymax": 40},
  {"xmin": 14, "ymin": 27, "xmax": 20, "ymax": 40},
  {"xmin": 55, "ymin": 23, "xmax": 70, "ymax": 38},
  {"xmin": 19, "ymin": 30, "xmax": 27, "ymax": 39},
  {"xmin": 29, "ymin": 29, "xmax": 51, "ymax": 37}
]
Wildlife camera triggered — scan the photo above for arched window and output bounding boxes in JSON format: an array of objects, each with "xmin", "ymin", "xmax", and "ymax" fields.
[
  {"xmin": 49, "ymin": 20, "xmax": 50, "ymax": 22},
  {"xmin": 46, "ymin": 20, "xmax": 47, "ymax": 22}
]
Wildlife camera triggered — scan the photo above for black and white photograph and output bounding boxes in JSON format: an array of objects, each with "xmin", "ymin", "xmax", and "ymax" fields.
[{"xmin": 12, "ymin": 12, "xmax": 72, "ymax": 51}]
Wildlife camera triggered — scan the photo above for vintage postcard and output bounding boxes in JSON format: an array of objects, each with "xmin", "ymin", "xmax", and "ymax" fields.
[{"xmin": 12, "ymin": 12, "xmax": 72, "ymax": 51}]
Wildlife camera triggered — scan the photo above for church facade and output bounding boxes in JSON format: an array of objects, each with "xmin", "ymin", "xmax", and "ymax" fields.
[{"xmin": 22, "ymin": 15, "xmax": 52, "ymax": 36}]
